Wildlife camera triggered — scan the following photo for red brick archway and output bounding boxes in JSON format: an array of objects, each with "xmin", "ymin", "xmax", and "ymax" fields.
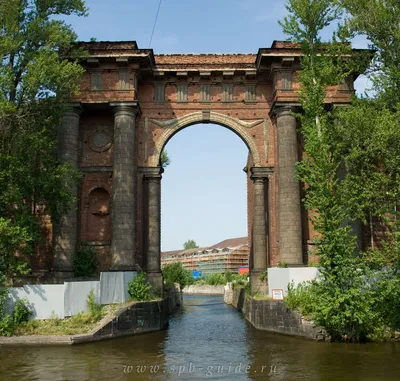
[{"xmin": 50, "ymin": 40, "xmax": 356, "ymax": 292}]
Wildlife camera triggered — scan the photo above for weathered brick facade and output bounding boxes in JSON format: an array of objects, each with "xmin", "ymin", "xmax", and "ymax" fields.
[{"xmin": 37, "ymin": 40, "xmax": 361, "ymax": 289}]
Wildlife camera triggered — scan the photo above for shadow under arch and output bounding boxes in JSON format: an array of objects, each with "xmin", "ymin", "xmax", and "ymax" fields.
[{"xmin": 148, "ymin": 111, "xmax": 261, "ymax": 167}]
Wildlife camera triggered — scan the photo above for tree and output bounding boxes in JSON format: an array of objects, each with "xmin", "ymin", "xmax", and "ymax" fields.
[
  {"xmin": 280, "ymin": 0, "xmax": 383, "ymax": 340},
  {"xmin": 281, "ymin": 0, "xmax": 400, "ymax": 340},
  {"xmin": 0, "ymin": 0, "xmax": 87, "ymax": 282},
  {"xmin": 161, "ymin": 150, "xmax": 170, "ymax": 168},
  {"xmin": 183, "ymin": 239, "xmax": 198, "ymax": 250},
  {"xmin": 341, "ymin": 0, "xmax": 400, "ymax": 109},
  {"xmin": 162, "ymin": 262, "xmax": 194, "ymax": 291}
]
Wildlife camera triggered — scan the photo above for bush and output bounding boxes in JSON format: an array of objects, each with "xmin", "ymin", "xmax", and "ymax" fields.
[
  {"xmin": 194, "ymin": 272, "xmax": 249, "ymax": 286},
  {"xmin": 0, "ymin": 293, "xmax": 32, "ymax": 336},
  {"xmin": 0, "ymin": 286, "xmax": 13, "ymax": 336},
  {"xmin": 128, "ymin": 272, "xmax": 153, "ymax": 301},
  {"xmin": 73, "ymin": 242, "xmax": 97, "ymax": 277},
  {"xmin": 285, "ymin": 281, "xmax": 315, "ymax": 319},
  {"xmin": 224, "ymin": 270, "xmax": 233, "ymax": 283},
  {"xmin": 231, "ymin": 278, "xmax": 248, "ymax": 290},
  {"xmin": 86, "ymin": 289, "xmax": 102, "ymax": 322},
  {"xmin": 0, "ymin": 315, "xmax": 13, "ymax": 336},
  {"xmin": 0, "ymin": 218, "xmax": 31, "ymax": 283},
  {"xmin": 162, "ymin": 263, "xmax": 194, "ymax": 290},
  {"xmin": 13, "ymin": 298, "xmax": 32, "ymax": 326},
  {"xmin": 204, "ymin": 273, "xmax": 225, "ymax": 285},
  {"xmin": 0, "ymin": 284, "xmax": 8, "ymax": 319}
]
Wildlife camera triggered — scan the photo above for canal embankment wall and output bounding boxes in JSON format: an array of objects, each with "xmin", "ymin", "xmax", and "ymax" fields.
[
  {"xmin": 225, "ymin": 286, "xmax": 330, "ymax": 341},
  {"xmin": 0, "ymin": 286, "xmax": 181, "ymax": 346},
  {"xmin": 182, "ymin": 285, "xmax": 225, "ymax": 294}
]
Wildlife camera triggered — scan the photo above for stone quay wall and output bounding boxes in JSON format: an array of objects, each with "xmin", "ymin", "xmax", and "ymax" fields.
[
  {"xmin": 227, "ymin": 287, "xmax": 330, "ymax": 341},
  {"xmin": 182, "ymin": 285, "xmax": 225, "ymax": 295}
]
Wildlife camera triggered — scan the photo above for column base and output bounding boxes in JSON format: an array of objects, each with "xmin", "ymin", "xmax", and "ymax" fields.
[
  {"xmin": 250, "ymin": 270, "xmax": 268, "ymax": 295},
  {"xmin": 147, "ymin": 272, "xmax": 163, "ymax": 297},
  {"xmin": 110, "ymin": 265, "xmax": 136, "ymax": 272},
  {"xmin": 279, "ymin": 256, "xmax": 304, "ymax": 267},
  {"xmin": 49, "ymin": 271, "xmax": 75, "ymax": 282}
]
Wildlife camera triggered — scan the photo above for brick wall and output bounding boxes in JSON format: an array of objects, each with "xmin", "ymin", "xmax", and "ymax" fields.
[{"xmin": 31, "ymin": 41, "xmax": 360, "ymax": 275}]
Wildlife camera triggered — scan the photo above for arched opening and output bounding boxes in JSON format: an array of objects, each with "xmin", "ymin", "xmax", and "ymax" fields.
[
  {"xmin": 86, "ymin": 187, "xmax": 111, "ymax": 242},
  {"xmin": 159, "ymin": 122, "xmax": 251, "ymax": 277},
  {"xmin": 142, "ymin": 112, "xmax": 271, "ymax": 294}
]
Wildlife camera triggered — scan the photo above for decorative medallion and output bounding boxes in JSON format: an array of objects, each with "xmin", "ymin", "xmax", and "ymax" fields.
[{"xmin": 88, "ymin": 126, "xmax": 112, "ymax": 152}]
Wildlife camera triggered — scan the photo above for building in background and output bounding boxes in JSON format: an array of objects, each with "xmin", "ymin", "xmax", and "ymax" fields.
[{"xmin": 161, "ymin": 237, "xmax": 249, "ymax": 275}]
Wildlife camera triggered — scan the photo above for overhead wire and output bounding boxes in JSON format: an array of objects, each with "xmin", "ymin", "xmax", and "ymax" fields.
[{"xmin": 148, "ymin": 0, "xmax": 163, "ymax": 48}]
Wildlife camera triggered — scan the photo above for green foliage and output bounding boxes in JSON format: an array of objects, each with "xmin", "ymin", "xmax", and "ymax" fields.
[
  {"xmin": 0, "ymin": 218, "xmax": 31, "ymax": 283},
  {"xmin": 162, "ymin": 262, "xmax": 194, "ymax": 290},
  {"xmin": 86, "ymin": 289, "xmax": 102, "ymax": 322},
  {"xmin": 203, "ymin": 273, "xmax": 225, "ymax": 285},
  {"xmin": 161, "ymin": 150, "xmax": 171, "ymax": 168},
  {"xmin": 252, "ymin": 292, "xmax": 271, "ymax": 301},
  {"xmin": 128, "ymin": 272, "xmax": 153, "ymax": 301},
  {"xmin": 0, "ymin": 292, "xmax": 32, "ymax": 336},
  {"xmin": 0, "ymin": 285, "xmax": 13, "ymax": 336},
  {"xmin": 285, "ymin": 281, "xmax": 316, "ymax": 319},
  {"xmin": 73, "ymin": 242, "xmax": 97, "ymax": 277},
  {"xmin": 12, "ymin": 298, "xmax": 32, "ymax": 326},
  {"xmin": 278, "ymin": 261, "xmax": 288, "ymax": 268},
  {"xmin": 183, "ymin": 239, "xmax": 198, "ymax": 250},
  {"xmin": 342, "ymin": 0, "xmax": 400, "ymax": 109},
  {"xmin": 231, "ymin": 278, "xmax": 247, "ymax": 290},
  {"xmin": 259, "ymin": 270, "xmax": 268, "ymax": 282},
  {"xmin": 195, "ymin": 272, "xmax": 248, "ymax": 287},
  {"xmin": 224, "ymin": 270, "xmax": 233, "ymax": 283},
  {"xmin": 15, "ymin": 311, "xmax": 101, "ymax": 336},
  {"xmin": 279, "ymin": 0, "xmax": 400, "ymax": 341},
  {"xmin": 0, "ymin": 283, "xmax": 8, "ymax": 317},
  {"xmin": 0, "ymin": 0, "xmax": 87, "ymax": 284},
  {"xmin": 244, "ymin": 281, "xmax": 251, "ymax": 296},
  {"xmin": 0, "ymin": 314, "xmax": 13, "ymax": 337}
]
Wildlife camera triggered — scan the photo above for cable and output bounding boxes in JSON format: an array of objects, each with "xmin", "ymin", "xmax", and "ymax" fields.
[{"xmin": 148, "ymin": 0, "xmax": 163, "ymax": 48}]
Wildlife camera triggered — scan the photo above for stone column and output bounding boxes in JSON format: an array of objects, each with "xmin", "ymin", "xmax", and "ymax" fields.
[
  {"xmin": 53, "ymin": 104, "xmax": 83, "ymax": 273},
  {"xmin": 250, "ymin": 167, "xmax": 271, "ymax": 294},
  {"xmin": 144, "ymin": 167, "xmax": 163, "ymax": 294},
  {"xmin": 275, "ymin": 107, "xmax": 303, "ymax": 266},
  {"xmin": 110, "ymin": 103, "xmax": 138, "ymax": 271}
]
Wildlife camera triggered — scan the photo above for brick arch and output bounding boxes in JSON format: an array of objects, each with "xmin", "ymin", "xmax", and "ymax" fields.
[{"xmin": 148, "ymin": 111, "xmax": 261, "ymax": 167}]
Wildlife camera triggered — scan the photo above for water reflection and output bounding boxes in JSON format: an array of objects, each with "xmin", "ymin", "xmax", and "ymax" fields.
[{"xmin": 0, "ymin": 295, "xmax": 399, "ymax": 381}]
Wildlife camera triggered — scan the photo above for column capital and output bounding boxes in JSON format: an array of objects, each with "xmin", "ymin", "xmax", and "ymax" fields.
[
  {"xmin": 141, "ymin": 166, "xmax": 164, "ymax": 180},
  {"xmin": 63, "ymin": 103, "xmax": 83, "ymax": 118},
  {"xmin": 110, "ymin": 101, "xmax": 140, "ymax": 117},
  {"xmin": 270, "ymin": 102, "xmax": 300, "ymax": 118},
  {"xmin": 250, "ymin": 166, "xmax": 274, "ymax": 181}
]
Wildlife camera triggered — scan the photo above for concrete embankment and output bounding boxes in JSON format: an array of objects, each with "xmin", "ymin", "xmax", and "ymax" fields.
[
  {"xmin": 0, "ymin": 287, "xmax": 181, "ymax": 346},
  {"xmin": 182, "ymin": 285, "xmax": 225, "ymax": 295},
  {"xmin": 224, "ymin": 284, "xmax": 330, "ymax": 341}
]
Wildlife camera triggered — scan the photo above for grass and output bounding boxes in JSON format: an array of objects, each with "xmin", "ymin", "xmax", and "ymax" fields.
[
  {"xmin": 252, "ymin": 293, "xmax": 271, "ymax": 301},
  {"xmin": 14, "ymin": 311, "xmax": 104, "ymax": 336},
  {"xmin": 13, "ymin": 298, "xmax": 165, "ymax": 337}
]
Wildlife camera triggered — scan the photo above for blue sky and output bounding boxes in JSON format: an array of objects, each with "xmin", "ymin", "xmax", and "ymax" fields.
[{"xmin": 66, "ymin": 0, "xmax": 371, "ymax": 251}]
